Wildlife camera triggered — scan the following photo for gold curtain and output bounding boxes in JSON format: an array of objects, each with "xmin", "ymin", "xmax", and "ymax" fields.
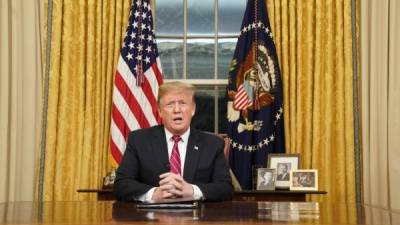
[
  {"xmin": 40, "ymin": 0, "xmax": 360, "ymax": 203},
  {"xmin": 40, "ymin": 0, "xmax": 131, "ymax": 201},
  {"xmin": 266, "ymin": 0, "xmax": 359, "ymax": 203}
]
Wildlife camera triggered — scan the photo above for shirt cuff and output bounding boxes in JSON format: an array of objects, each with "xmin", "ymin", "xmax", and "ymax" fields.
[
  {"xmin": 136, "ymin": 187, "xmax": 156, "ymax": 202},
  {"xmin": 192, "ymin": 184, "xmax": 204, "ymax": 200}
]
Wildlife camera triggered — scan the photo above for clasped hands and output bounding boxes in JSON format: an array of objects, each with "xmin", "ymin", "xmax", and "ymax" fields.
[{"xmin": 152, "ymin": 172, "xmax": 194, "ymax": 201}]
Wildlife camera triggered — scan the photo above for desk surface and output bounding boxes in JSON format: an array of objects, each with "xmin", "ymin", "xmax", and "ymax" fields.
[{"xmin": 1, "ymin": 201, "xmax": 399, "ymax": 225}]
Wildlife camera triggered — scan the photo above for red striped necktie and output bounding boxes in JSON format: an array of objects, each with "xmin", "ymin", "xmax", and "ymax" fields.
[{"xmin": 170, "ymin": 135, "xmax": 182, "ymax": 175}]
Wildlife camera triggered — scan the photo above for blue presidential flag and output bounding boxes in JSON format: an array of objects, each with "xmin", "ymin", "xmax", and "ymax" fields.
[{"xmin": 227, "ymin": 0, "xmax": 285, "ymax": 189}]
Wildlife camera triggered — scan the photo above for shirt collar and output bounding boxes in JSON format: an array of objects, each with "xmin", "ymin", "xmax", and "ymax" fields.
[{"xmin": 164, "ymin": 127, "xmax": 190, "ymax": 143}]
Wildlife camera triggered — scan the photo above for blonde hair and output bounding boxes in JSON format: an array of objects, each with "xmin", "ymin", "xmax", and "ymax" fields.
[{"xmin": 157, "ymin": 81, "xmax": 196, "ymax": 105}]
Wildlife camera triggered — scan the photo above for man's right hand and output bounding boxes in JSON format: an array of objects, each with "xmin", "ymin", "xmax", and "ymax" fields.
[{"xmin": 151, "ymin": 172, "xmax": 179, "ymax": 201}]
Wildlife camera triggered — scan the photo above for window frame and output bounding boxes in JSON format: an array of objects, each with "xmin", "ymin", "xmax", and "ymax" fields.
[{"xmin": 153, "ymin": 0, "xmax": 244, "ymax": 133}]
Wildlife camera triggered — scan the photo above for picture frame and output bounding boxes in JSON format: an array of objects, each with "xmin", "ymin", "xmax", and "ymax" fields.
[
  {"xmin": 256, "ymin": 168, "xmax": 276, "ymax": 190},
  {"xmin": 267, "ymin": 154, "xmax": 300, "ymax": 189},
  {"xmin": 289, "ymin": 169, "xmax": 318, "ymax": 191}
]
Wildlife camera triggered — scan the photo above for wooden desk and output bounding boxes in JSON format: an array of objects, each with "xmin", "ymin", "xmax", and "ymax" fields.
[
  {"xmin": 1, "ymin": 201, "xmax": 398, "ymax": 225},
  {"xmin": 77, "ymin": 188, "xmax": 327, "ymax": 201}
]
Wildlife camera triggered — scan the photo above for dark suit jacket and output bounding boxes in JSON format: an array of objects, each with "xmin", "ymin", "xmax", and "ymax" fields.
[
  {"xmin": 114, "ymin": 125, "xmax": 234, "ymax": 201},
  {"xmin": 277, "ymin": 173, "xmax": 289, "ymax": 181}
]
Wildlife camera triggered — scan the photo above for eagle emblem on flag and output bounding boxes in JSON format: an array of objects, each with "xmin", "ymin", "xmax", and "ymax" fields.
[{"xmin": 227, "ymin": 43, "xmax": 278, "ymax": 133}]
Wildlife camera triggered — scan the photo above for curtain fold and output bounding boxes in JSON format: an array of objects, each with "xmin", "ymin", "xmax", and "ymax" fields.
[
  {"xmin": 361, "ymin": 0, "xmax": 400, "ymax": 212},
  {"xmin": 40, "ymin": 0, "xmax": 131, "ymax": 201},
  {"xmin": 0, "ymin": 0, "xmax": 42, "ymax": 202},
  {"xmin": 267, "ymin": 0, "xmax": 358, "ymax": 203}
]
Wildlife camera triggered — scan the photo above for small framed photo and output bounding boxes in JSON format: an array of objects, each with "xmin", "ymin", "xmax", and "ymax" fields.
[
  {"xmin": 267, "ymin": 154, "xmax": 300, "ymax": 189},
  {"xmin": 256, "ymin": 168, "xmax": 276, "ymax": 190},
  {"xmin": 290, "ymin": 169, "xmax": 318, "ymax": 191}
]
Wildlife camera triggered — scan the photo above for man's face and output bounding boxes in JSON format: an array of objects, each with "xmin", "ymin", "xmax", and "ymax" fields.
[
  {"xmin": 263, "ymin": 172, "xmax": 272, "ymax": 181},
  {"xmin": 159, "ymin": 89, "xmax": 196, "ymax": 135},
  {"xmin": 278, "ymin": 164, "xmax": 288, "ymax": 174}
]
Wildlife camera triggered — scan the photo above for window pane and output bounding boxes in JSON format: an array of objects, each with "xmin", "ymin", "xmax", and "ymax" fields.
[
  {"xmin": 218, "ymin": 0, "xmax": 246, "ymax": 35},
  {"xmin": 188, "ymin": 0, "xmax": 214, "ymax": 36},
  {"xmin": 158, "ymin": 39, "xmax": 183, "ymax": 79},
  {"xmin": 187, "ymin": 39, "xmax": 214, "ymax": 79},
  {"xmin": 192, "ymin": 86, "xmax": 229, "ymax": 134},
  {"xmin": 218, "ymin": 38, "xmax": 237, "ymax": 79},
  {"xmin": 155, "ymin": 0, "xmax": 183, "ymax": 35},
  {"xmin": 192, "ymin": 86, "xmax": 215, "ymax": 132}
]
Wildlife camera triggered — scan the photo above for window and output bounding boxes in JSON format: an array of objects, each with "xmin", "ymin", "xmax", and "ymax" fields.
[{"xmin": 154, "ymin": 0, "xmax": 246, "ymax": 133}]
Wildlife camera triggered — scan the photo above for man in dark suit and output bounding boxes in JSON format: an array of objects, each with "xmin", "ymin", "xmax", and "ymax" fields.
[{"xmin": 114, "ymin": 81, "xmax": 234, "ymax": 202}]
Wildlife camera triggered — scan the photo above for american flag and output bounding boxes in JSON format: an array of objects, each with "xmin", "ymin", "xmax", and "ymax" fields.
[
  {"xmin": 110, "ymin": 0, "xmax": 163, "ymax": 164},
  {"xmin": 233, "ymin": 84, "xmax": 253, "ymax": 110}
]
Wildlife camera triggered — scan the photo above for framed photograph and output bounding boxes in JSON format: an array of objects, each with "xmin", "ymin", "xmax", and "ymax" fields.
[
  {"xmin": 256, "ymin": 168, "xmax": 276, "ymax": 190},
  {"xmin": 290, "ymin": 169, "xmax": 318, "ymax": 191},
  {"xmin": 267, "ymin": 154, "xmax": 300, "ymax": 189}
]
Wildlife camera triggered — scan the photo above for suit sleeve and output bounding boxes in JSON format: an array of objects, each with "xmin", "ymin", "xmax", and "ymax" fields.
[
  {"xmin": 113, "ymin": 132, "xmax": 153, "ymax": 201},
  {"xmin": 196, "ymin": 137, "xmax": 234, "ymax": 201}
]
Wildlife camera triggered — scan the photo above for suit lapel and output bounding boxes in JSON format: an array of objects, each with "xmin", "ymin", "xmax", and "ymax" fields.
[
  {"xmin": 151, "ymin": 126, "xmax": 170, "ymax": 173},
  {"xmin": 183, "ymin": 128, "xmax": 201, "ymax": 182}
]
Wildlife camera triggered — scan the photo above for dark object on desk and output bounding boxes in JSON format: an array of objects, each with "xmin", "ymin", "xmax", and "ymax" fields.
[
  {"xmin": 136, "ymin": 196, "xmax": 199, "ymax": 209},
  {"xmin": 136, "ymin": 201, "xmax": 199, "ymax": 209}
]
